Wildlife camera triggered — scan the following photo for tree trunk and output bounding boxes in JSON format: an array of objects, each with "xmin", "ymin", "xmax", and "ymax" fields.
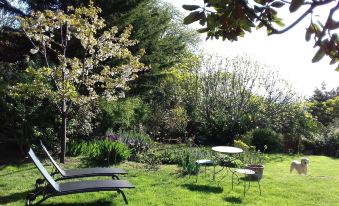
[{"xmin": 60, "ymin": 99, "xmax": 67, "ymax": 163}]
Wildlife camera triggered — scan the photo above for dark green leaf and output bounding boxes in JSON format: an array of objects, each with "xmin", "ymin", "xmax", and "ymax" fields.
[
  {"xmin": 327, "ymin": 19, "xmax": 339, "ymax": 30},
  {"xmin": 206, "ymin": 14, "xmax": 218, "ymax": 29},
  {"xmin": 182, "ymin": 5, "xmax": 201, "ymax": 11},
  {"xmin": 254, "ymin": 5, "xmax": 265, "ymax": 13},
  {"xmin": 305, "ymin": 28, "xmax": 312, "ymax": 41},
  {"xmin": 199, "ymin": 14, "xmax": 207, "ymax": 26},
  {"xmin": 256, "ymin": 22, "xmax": 264, "ymax": 30},
  {"xmin": 197, "ymin": 27, "xmax": 209, "ymax": 33},
  {"xmin": 330, "ymin": 58, "xmax": 336, "ymax": 65},
  {"xmin": 271, "ymin": 1, "xmax": 285, "ymax": 8},
  {"xmin": 273, "ymin": 16, "xmax": 285, "ymax": 27},
  {"xmin": 183, "ymin": 11, "xmax": 205, "ymax": 25},
  {"xmin": 289, "ymin": 0, "xmax": 304, "ymax": 13},
  {"xmin": 317, "ymin": 20, "xmax": 324, "ymax": 28},
  {"xmin": 312, "ymin": 48, "xmax": 325, "ymax": 63}
]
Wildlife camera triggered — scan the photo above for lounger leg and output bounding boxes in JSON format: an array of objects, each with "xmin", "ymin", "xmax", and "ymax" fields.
[
  {"xmin": 26, "ymin": 189, "xmax": 53, "ymax": 206},
  {"xmin": 112, "ymin": 175, "xmax": 120, "ymax": 180},
  {"xmin": 117, "ymin": 189, "xmax": 128, "ymax": 204},
  {"xmin": 257, "ymin": 180, "xmax": 262, "ymax": 195},
  {"xmin": 32, "ymin": 194, "xmax": 54, "ymax": 206},
  {"xmin": 35, "ymin": 179, "xmax": 45, "ymax": 190}
]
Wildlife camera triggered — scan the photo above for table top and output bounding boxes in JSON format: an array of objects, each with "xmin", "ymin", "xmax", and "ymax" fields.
[
  {"xmin": 212, "ymin": 146, "xmax": 243, "ymax": 154},
  {"xmin": 235, "ymin": 169, "xmax": 255, "ymax": 175}
]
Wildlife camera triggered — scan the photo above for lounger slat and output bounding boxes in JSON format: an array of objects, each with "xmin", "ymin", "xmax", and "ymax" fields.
[
  {"xmin": 58, "ymin": 180, "xmax": 134, "ymax": 192},
  {"xmin": 40, "ymin": 140, "xmax": 127, "ymax": 178},
  {"xmin": 64, "ymin": 168, "xmax": 127, "ymax": 178}
]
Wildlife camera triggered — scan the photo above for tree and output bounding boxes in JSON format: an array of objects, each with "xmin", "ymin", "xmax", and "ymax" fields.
[
  {"xmin": 11, "ymin": 5, "xmax": 145, "ymax": 162},
  {"xmin": 182, "ymin": 0, "xmax": 339, "ymax": 69},
  {"xmin": 308, "ymin": 84, "xmax": 339, "ymax": 126},
  {"xmin": 194, "ymin": 55, "xmax": 297, "ymax": 143},
  {"xmin": 113, "ymin": 0, "xmax": 199, "ymax": 97}
]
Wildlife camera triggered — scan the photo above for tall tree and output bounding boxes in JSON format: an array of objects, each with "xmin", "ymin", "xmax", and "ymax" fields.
[
  {"xmin": 308, "ymin": 84, "xmax": 339, "ymax": 126},
  {"xmin": 109, "ymin": 0, "xmax": 199, "ymax": 97},
  {"xmin": 12, "ymin": 4, "xmax": 144, "ymax": 162}
]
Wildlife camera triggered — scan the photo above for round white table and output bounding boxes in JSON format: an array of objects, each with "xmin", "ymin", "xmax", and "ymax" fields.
[
  {"xmin": 212, "ymin": 146, "xmax": 243, "ymax": 154},
  {"xmin": 211, "ymin": 146, "xmax": 243, "ymax": 180}
]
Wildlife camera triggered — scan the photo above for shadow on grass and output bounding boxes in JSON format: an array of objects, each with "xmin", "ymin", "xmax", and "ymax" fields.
[
  {"xmin": 223, "ymin": 196, "xmax": 242, "ymax": 204},
  {"xmin": 182, "ymin": 184, "xmax": 223, "ymax": 193},
  {"xmin": 0, "ymin": 165, "xmax": 36, "ymax": 177},
  {"xmin": 0, "ymin": 157, "xmax": 31, "ymax": 171},
  {"xmin": 43, "ymin": 199, "xmax": 113, "ymax": 206},
  {"xmin": 0, "ymin": 190, "xmax": 30, "ymax": 205}
]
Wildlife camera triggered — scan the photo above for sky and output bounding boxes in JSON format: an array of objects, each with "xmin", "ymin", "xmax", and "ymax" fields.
[{"xmin": 167, "ymin": 0, "xmax": 339, "ymax": 98}]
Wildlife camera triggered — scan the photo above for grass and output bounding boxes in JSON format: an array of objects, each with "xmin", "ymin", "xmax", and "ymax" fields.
[{"xmin": 1, "ymin": 154, "xmax": 339, "ymax": 206}]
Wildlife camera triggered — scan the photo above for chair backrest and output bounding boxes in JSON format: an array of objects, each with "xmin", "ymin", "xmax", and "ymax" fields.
[
  {"xmin": 28, "ymin": 148, "xmax": 60, "ymax": 191},
  {"xmin": 40, "ymin": 140, "xmax": 66, "ymax": 176}
]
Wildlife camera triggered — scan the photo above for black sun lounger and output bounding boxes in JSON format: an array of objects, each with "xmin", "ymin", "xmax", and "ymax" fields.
[
  {"xmin": 27, "ymin": 148, "xmax": 134, "ymax": 205},
  {"xmin": 40, "ymin": 140, "xmax": 127, "ymax": 180}
]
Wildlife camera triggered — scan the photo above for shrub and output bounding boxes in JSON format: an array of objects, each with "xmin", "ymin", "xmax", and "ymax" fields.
[
  {"xmin": 176, "ymin": 146, "xmax": 214, "ymax": 175},
  {"xmin": 234, "ymin": 139, "xmax": 250, "ymax": 151},
  {"xmin": 105, "ymin": 129, "xmax": 153, "ymax": 161},
  {"xmin": 156, "ymin": 148, "xmax": 181, "ymax": 164},
  {"xmin": 67, "ymin": 139, "xmax": 131, "ymax": 166},
  {"xmin": 249, "ymin": 128, "xmax": 283, "ymax": 153},
  {"xmin": 178, "ymin": 149, "xmax": 199, "ymax": 175},
  {"xmin": 98, "ymin": 97, "xmax": 150, "ymax": 132},
  {"xmin": 139, "ymin": 150, "xmax": 161, "ymax": 171},
  {"xmin": 67, "ymin": 139, "xmax": 88, "ymax": 156}
]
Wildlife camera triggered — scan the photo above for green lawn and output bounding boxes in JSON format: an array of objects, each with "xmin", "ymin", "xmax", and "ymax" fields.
[{"xmin": 1, "ymin": 154, "xmax": 339, "ymax": 206}]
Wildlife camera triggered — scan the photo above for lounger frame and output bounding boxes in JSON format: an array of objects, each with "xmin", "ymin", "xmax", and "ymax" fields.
[
  {"xmin": 27, "ymin": 148, "xmax": 134, "ymax": 206},
  {"xmin": 40, "ymin": 140, "xmax": 126, "ymax": 180}
]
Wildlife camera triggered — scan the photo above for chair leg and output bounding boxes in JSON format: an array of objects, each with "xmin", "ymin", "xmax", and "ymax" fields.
[
  {"xmin": 195, "ymin": 163, "xmax": 200, "ymax": 183},
  {"xmin": 213, "ymin": 165, "xmax": 216, "ymax": 181},
  {"xmin": 248, "ymin": 175, "xmax": 251, "ymax": 190},
  {"xmin": 117, "ymin": 189, "xmax": 128, "ymax": 204},
  {"xmin": 32, "ymin": 194, "xmax": 54, "ymax": 206},
  {"xmin": 243, "ymin": 175, "xmax": 246, "ymax": 196},
  {"xmin": 231, "ymin": 172, "xmax": 234, "ymax": 190},
  {"xmin": 112, "ymin": 175, "xmax": 120, "ymax": 180}
]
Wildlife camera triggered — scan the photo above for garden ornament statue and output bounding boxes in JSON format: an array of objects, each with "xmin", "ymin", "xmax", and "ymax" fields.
[{"xmin": 290, "ymin": 157, "xmax": 309, "ymax": 175}]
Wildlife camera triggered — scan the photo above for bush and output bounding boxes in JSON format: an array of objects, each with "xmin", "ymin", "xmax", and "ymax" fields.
[
  {"xmin": 176, "ymin": 146, "xmax": 214, "ymax": 175},
  {"xmin": 98, "ymin": 97, "xmax": 150, "ymax": 132},
  {"xmin": 67, "ymin": 139, "xmax": 131, "ymax": 166},
  {"xmin": 177, "ymin": 148, "xmax": 199, "ymax": 175},
  {"xmin": 106, "ymin": 129, "xmax": 153, "ymax": 161},
  {"xmin": 248, "ymin": 128, "xmax": 283, "ymax": 153},
  {"xmin": 302, "ymin": 119, "xmax": 339, "ymax": 157}
]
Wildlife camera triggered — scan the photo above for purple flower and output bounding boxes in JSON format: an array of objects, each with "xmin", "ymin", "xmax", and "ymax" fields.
[{"xmin": 106, "ymin": 134, "xmax": 120, "ymax": 141}]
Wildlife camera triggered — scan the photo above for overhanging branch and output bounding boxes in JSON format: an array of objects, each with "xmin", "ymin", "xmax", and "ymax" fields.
[{"xmin": 0, "ymin": 0, "xmax": 27, "ymax": 17}]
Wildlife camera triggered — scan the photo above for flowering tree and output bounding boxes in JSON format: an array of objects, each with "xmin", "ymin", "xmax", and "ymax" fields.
[{"xmin": 12, "ymin": 4, "xmax": 145, "ymax": 162}]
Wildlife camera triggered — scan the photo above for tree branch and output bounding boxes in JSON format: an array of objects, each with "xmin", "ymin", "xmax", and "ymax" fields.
[
  {"xmin": 314, "ymin": 1, "xmax": 339, "ymax": 46},
  {"xmin": 0, "ymin": 0, "xmax": 27, "ymax": 17}
]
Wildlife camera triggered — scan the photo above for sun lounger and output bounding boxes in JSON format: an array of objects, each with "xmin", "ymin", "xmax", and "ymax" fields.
[
  {"xmin": 26, "ymin": 148, "xmax": 134, "ymax": 205},
  {"xmin": 40, "ymin": 140, "xmax": 127, "ymax": 180}
]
